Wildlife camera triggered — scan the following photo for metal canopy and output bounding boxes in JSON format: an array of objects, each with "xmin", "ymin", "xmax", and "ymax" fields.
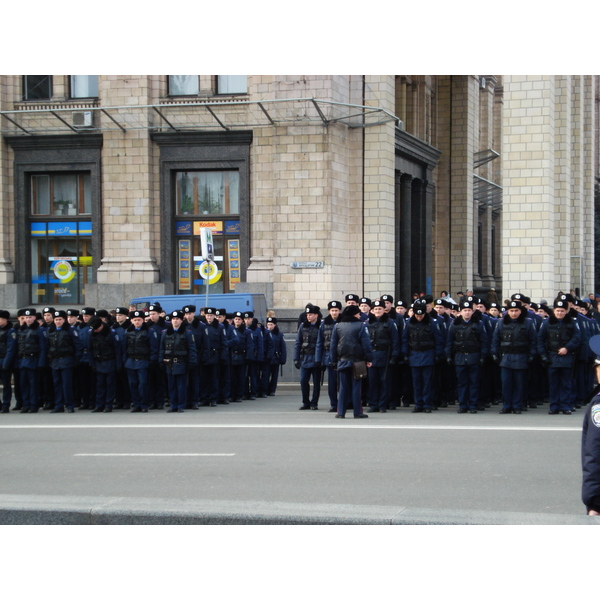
[
  {"xmin": 0, "ymin": 97, "xmax": 401, "ymax": 136},
  {"xmin": 474, "ymin": 174, "xmax": 503, "ymax": 212}
]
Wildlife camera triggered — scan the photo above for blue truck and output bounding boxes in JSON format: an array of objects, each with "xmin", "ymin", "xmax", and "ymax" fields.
[{"xmin": 128, "ymin": 293, "xmax": 268, "ymax": 323}]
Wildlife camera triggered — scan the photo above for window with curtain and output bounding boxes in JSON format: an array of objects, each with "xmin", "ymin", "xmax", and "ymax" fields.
[
  {"xmin": 175, "ymin": 171, "xmax": 239, "ymax": 215},
  {"xmin": 168, "ymin": 75, "xmax": 199, "ymax": 96},
  {"xmin": 71, "ymin": 75, "xmax": 99, "ymax": 98},
  {"xmin": 31, "ymin": 173, "xmax": 91, "ymax": 216},
  {"xmin": 217, "ymin": 76, "xmax": 247, "ymax": 94}
]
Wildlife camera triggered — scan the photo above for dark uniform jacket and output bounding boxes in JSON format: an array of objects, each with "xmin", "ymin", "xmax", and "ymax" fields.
[
  {"xmin": 315, "ymin": 315, "xmax": 339, "ymax": 366},
  {"xmin": 47, "ymin": 324, "xmax": 82, "ymax": 369},
  {"xmin": 366, "ymin": 312, "xmax": 400, "ymax": 368},
  {"xmin": 401, "ymin": 313, "xmax": 444, "ymax": 367},
  {"xmin": 159, "ymin": 320, "xmax": 197, "ymax": 375},
  {"xmin": 582, "ymin": 392, "xmax": 600, "ymax": 513},
  {"xmin": 124, "ymin": 322, "xmax": 159, "ymax": 369},
  {"xmin": 491, "ymin": 311, "xmax": 537, "ymax": 369},
  {"xmin": 0, "ymin": 322, "xmax": 17, "ymax": 370},
  {"xmin": 445, "ymin": 315, "xmax": 490, "ymax": 366},
  {"xmin": 265, "ymin": 326, "xmax": 287, "ymax": 366},
  {"xmin": 16, "ymin": 321, "xmax": 47, "ymax": 369},
  {"xmin": 89, "ymin": 323, "xmax": 122, "ymax": 372},
  {"xmin": 329, "ymin": 317, "xmax": 373, "ymax": 371},
  {"xmin": 294, "ymin": 321, "xmax": 320, "ymax": 369},
  {"xmin": 537, "ymin": 313, "xmax": 581, "ymax": 368}
]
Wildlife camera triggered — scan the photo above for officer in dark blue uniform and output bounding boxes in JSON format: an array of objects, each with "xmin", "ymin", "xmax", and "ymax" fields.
[
  {"xmin": 582, "ymin": 334, "xmax": 600, "ymax": 515},
  {"xmin": 491, "ymin": 300, "xmax": 537, "ymax": 414},
  {"xmin": 244, "ymin": 311, "xmax": 264, "ymax": 400},
  {"xmin": 200, "ymin": 307, "xmax": 226, "ymax": 406},
  {"xmin": 216, "ymin": 309, "xmax": 234, "ymax": 404},
  {"xmin": 445, "ymin": 299, "xmax": 490, "ymax": 413},
  {"xmin": 230, "ymin": 311, "xmax": 253, "ymax": 402},
  {"xmin": 294, "ymin": 305, "xmax": 321, "ymax": 410},
  {"xmin": 159, "ymin": 310, "xmax": 197, "ymax": 412},
  {"xmin": 315, "ymin": 301, "xmax": 342, "ymax": 412},
  {"xmin": 146, "ymin": 303, "xmax": 167, "ymax": 410},
  {"xmin": 16, "ymin": 308, "xmax": 48, "ymax": 413},
  {"xmin": 537, "ymin": 298, "xmax": 581, "ymax": 414},
  {"xmin": 366, "ymin": 299, "xmax": 400, "ymax": 413},
  {"xmin": 182, "ymin": 305, "xmax": 204, "ymax": 409},
  {"xmin": 111, "ymin": 307, "xmax": 131, "ymax": 409},
  {"xmin": 88, "ymin": 316, "xmax": 122, "ymax": 412},
  {"xmin": 0, "ymin": 310, "xmax": 17, "ymax": 413},
  {"xmin": 401, "ymin": 300, "xmax": 444, "ymax": 413},
  {"xmin": 264, "ymin": 316, "xmax": 287, "ymax": 396},
  {"xmin": 48, "ymin": 310, "xmax": 82, "ymax": 413},
  {"xmin": 39, "ymin": 307, "xmax": 56, "ymax": 410},
  {"xmin": 124, "ymin": 310, "xmax": 159, "ymax": 413}
]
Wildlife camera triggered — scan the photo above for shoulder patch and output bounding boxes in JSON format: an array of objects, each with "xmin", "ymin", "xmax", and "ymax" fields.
[{"xmin": 592, "ymin": 404, "xmax": 600, "ymax": 428}]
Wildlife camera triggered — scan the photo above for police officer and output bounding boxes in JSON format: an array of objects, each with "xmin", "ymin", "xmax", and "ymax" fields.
[
  {"xmin": 48, "ymin": 310, "xmax": 82, "ymax": 413},
  {"xmin": 294, "ymin": 305, "xmax": 321, "ymax": 410},
  {"xmin": 491, "ymin": 300, "xmax": 537, "ymax": 414},
  {"xmin": 244, "ymin": 311, "xmax": 264, "ymax": 400},
  {"xmin": 39, "ymin": 307, "xmax": 56, "ymax": 410},
  {"xmin": 230, "ymin": 311, "xmax": 253, "ymax": 402},
  {"xmin": 200, "ymin": 307, "xmax": 227, "ymax": 407},
  {"xmin": 401, "ymin": 300, "xmax": 444, "ymax": 413},
  {"xmin": 315, "ymin": 300, "xmax": 342, "ymax": 413},
  {"xmin": 182, "ymin": 305, "xmax": 204, "ymax": 410},
  {"xmin": 582, "ymin": 335, "xmax": 600, "ymax": 515},
  {"xmin": 77, "ymin": 307, "xmax": 96, "ymax": 409},
  {"xmin": 159, "ymin": 310, "xmax": 197, "ymax": 413},
  {"xmin": 537, "ymin": 298, "xmax": 581, "ymax": 414},
  {"xmin": 124, "ymin": 310, "xmax": 159, "ymax": 413},
  {"xmin": 88, "ymin": 316, "xmax": 122, "ymax": 412},
  {"xmin": 445, "ymin": 299, "xmax": 490, "ymax": 413},
  {"xmin": 329, "ymin": 305, "xmax": 373, "ymax": 418},
  {"xmin": 146, "ymin": 303, "xmax": 167, "ymax": 410},
  {"xmin": 111, "ymin": 307, "xmax": 131, "ymax": 409},
  {"xmin": 16, "ymin": 308, "xmax": 47, "ymax": 413},
  {"xmin": 264, "ymin": 316, "xmax": 287, "ymax": 396},
  {"xmin": 366, "ymin": 299, "xmax": 400, "ymax": 413},
  {"xmin": 0, "ymin": 310, "xmax": 17, "ymax": 413}
]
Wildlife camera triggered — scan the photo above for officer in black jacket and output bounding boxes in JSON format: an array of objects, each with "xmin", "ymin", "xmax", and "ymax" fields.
[
  {"xmin": 0, "ymin": 310, "xmax": 17, "ymax": 413},
  {"xmin": 294, "ymin": 305, "xmax": 321, "ymax": 410}
]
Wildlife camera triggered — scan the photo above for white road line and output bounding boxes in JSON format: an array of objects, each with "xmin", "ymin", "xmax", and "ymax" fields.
[
  {"xmin": 74, "ymin": 453, "xmax": 235, "ymax": 457},
  {"xmin": 0, "ymin": 424, "xmax": 581, "ymax": 432}
]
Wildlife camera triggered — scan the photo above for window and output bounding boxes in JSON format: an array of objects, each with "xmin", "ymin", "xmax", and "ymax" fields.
[
  {"xmin": 168, "ymin": 75, "xmax": 199, "ymax": 96},
  {"xmin": 31, "ymin": 173, "xmax": 91, "ymax": 216},
  {"xmin": 29, "ymin": 172, "xmax": 93, "ymax": 304},
  {"xmin": 217, "ymin": 75, "xmax": 247, "ymax": 95},
  {"xmin": 175, "ymin": 171, "xmax": 239, "ymax": 215},
  {"xmin": 70, "ymin": 75, "xmax": 98, "ymax": 98},
  {"xmin": 23, "ymin": 75, "xmax": 52, "ymax": 100}
]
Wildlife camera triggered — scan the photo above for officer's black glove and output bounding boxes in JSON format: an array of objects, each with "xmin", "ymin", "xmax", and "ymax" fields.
[{"xmin": 294, "ymin": 360, "xmax": 301, "ymax": 370}]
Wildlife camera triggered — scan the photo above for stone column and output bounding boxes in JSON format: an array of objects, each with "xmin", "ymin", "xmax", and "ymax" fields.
[{"xmin": 399, "ymin": 173, "xmax": 413, "ymax": 302}]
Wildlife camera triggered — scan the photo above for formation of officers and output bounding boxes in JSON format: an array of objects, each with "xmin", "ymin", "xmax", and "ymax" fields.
[
  {"xmin": 0, "ymin": 304, "xmax": 286, "ymax": 414},
  {"xmin": 294, "ymin": 291, "xmax": 600, "ymax": 418}
]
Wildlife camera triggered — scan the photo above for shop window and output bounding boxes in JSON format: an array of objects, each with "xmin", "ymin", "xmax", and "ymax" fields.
[
  {"xmin": 168, "ymin": 75, "xmax": 199, "ymax": 96},
  {"xmin": 70, "ymin": 75, "xmax": 98, "ymax": 98},
  {"xmin": 23, "ymin": 75, "xmax": 52, "ymax": 100},
  {"xmin": 217, "ymin": 75, "xmax": 247, "ymax": 95}
]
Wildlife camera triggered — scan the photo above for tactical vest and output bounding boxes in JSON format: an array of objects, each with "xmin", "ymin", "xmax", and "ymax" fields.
[
  {"xmin": 453, "ymin": 320, "xmax": 481, "ymax": 353},
  {"xmin": 17, "ymin": 327, "xmax": 41, "ymax": 357},
  {"xmin": 91, "ymin": 331, "xmax": 116, "ymax": 361},
  {"xmin": 545, "ymin": 320, "xmax": 575, "ymax": 353},
  {"xmin": 368, "ymin": 320, "xmax": 392, "ymax": 352},
  {"xmin": 408, "ymin": 321, "xmax": 435, "ymax": 352},
  {"xmin": 321, "ymin": 321, "xmax": 335, "ymax": 352},
  {"xmin": 299, "ymin": 325, "xmax": 318, "ymax": 356},
  {"xmin": 500, "ymin": 320, "xmax": 530, "ymax": 354},
  {"xmin": 126, "ymin": 329, "xmax": 151, "ymax": 360},
  {"xmin": 163, "ymin": 330, "xmax": 188, "ymax": 359},
  {"xmin": 0, "ymin": 326, "xmax": 10, "ymax": 359},
  {"xmin": 48, "ymin": 328, "xmax": 75, "ymax": 359}
]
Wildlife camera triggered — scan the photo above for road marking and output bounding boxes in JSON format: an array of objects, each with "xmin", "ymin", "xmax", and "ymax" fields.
[
  {"xmin": 0, "ymin": 423, "xmax": 581, "ymax": 432},
  {"xmin": 74, "ymin": 453, "xmax": 235, "ymax": 457}
]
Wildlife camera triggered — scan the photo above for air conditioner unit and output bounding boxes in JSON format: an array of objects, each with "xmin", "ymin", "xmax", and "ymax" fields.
[{"xmin": 73, "ymin": 110, "xmax": 93, "ymax": 128}]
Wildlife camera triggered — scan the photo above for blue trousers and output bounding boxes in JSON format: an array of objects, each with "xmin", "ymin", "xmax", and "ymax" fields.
[
  {"xmin": 267, "ymin": 363, "xmax": 280, "ymax": 395},
  {"xmin": 547, "ymin": 366, "xmax": 572, "ymax": 412},
  {"xmin": 95, "ymin": 370, "xmax": 116, "ymax": 409},
  {"xmin": 337, "ymin": 367, "xmax": 363, "ymax": 416},
  {"xmin": 368, "ymin": 365, "xmax": 389, "ymax": 410},
  {"xmin": 1, "ymin": 368, "xmax": 13, "ymax": 409},
  {"xmin": 455, "ymin": 363, "xmax": 480, "ymax": 410},
  {"xmin": 325, "ymin": 365, "xmax": 338, "ymax": 408},
  {"xmin": 19, "ymin": 367, "xmax": 39, "ymax": 411},
  {"xmin": 411, "ymin": 365, "xmax": 434, "ymax": 410},
  {"xmin": 52, "ymin": 367, "xmax": 74, "ymax": 410},
  {"xmin": 127, "ymin": 368, "xmax": 149, "ymax": 409},
  {"xmin": 231, "ymin": 364, "xmax": 247, "ymax": 401},
  {"xmin": 500, "ymin": 367, "xmax": 527, "ymax": 411},
  {"xmin": 167, "ymin": 372, "xmax": 188, "ymax": 410},
  {"xmin": 300, "ymin": 366, "xmax": 321, "ymax": 407}
]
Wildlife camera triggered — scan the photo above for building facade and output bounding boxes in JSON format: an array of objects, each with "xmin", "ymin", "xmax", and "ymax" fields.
[{"xmin": 0, "ymin": 75, "xmax": 597, "ymax": 315}]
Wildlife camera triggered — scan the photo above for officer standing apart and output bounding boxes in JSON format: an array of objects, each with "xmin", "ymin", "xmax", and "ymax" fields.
[
  {"xmin": 329, "ymin": 305, "xmax": 373, "ymax": 418},
  {"xmin": 294, "ymin": 305, "xmax": 322, "ymax": 410}
]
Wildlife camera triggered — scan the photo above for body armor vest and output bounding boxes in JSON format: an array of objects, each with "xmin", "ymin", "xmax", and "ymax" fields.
[
  {"xmin": 545, "ymin": 320, "xmax": 574, "ymax": 353},
  {"xmin": 408, "ymin": 321, "xmax": 435, "ymax": 352},
  {"xmin": 500, "ymin": 320, "xmax": 529, "ymax": 354},
  {"xmin": 17, "ymin": 327, "xmax": 41, "ymax": 357},
  {"xmin": 48, "ymin": 328, "xmax": 75, "ymax": 359},
  {"xmin": 0, "ymin": 326, "xmax": 10, "ymax": 359},
  {"xmin": 91, "ymin": 331, "xmax": 116, "ymax": 361},
  {"xmin": 164, "ymin": 330, "xmax": 188, "ymax": 359},
  {"xmin": 368, "ymin": 320, "xmax": 392, "ymax": 352},
  {"xmin": 453, "ymin": 320, "xmax": 481, "ymax": 353},
  {"xmin": 126, "ymin": 328, "xmax": 151, "ymax": 360},
  {"xmin": 300, "ymin": 325, "xmax": 318, "ymax": 355}
]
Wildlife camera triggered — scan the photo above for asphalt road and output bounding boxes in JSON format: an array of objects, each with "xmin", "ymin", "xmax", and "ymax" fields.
[{"xmin": 0, "ymin": 384, "xmax": 586, "ymax": 518}]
